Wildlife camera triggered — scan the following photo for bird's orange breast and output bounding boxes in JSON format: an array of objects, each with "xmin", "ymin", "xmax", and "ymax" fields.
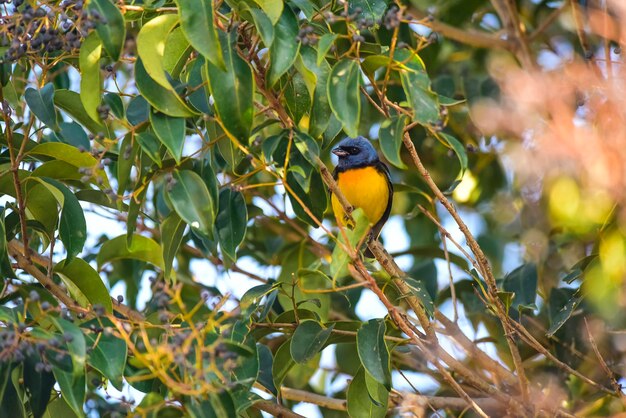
[{"xmin": 331, "ymin": 166, "xmax": 389, "ymax": 226}]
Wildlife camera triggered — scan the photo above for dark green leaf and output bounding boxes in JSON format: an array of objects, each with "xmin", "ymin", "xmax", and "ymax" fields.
[
  {"xmin": 317, "ymin": 33, "xmax": 337, "ymax": 66},
  {"xmin": 0, "ymin": 208, "xmax": 15, "ymax": 278},
  {"xmin": 135, "ymin": 57, "xmax": 196, "ymax": 118},
  {"xmin": 55, "ymin": 257, "xmax": 112, "ymax": 312},
  {"xmin": 547, "ymin": 288, "xmax": 583, "ymax": 337},
  {"xmin": 357, "ymin": 319, "xmax": 391, "ymax": 389},
  {"xmin": 85, "ymin": 326, "xmax": 127, "ymax": 390},
  {"xmin": 245, "ymin": 7, "xmax": 274, "ymax": 46},
  {"xmin": 149, "ymin": 110, "xmax": 186, "ymax": 163},
  {"xmin": 268, "ymin": 6, "xmax": 300, "ymax": 87},
  {"xmin": 24, "ymin": 355, "xmax": 55, "ymax": 418},
  {"xmin": 378, "ymin": 114, "xmax": 407, "ymax": 169},
  {"xmin": 349, "ymin": 0, "xmax": 388, "ymax": 23},
  {"xmin": 136, "ymin": 131, "xmax": 163, "ymax": 167},
  {"xmin": 161, "ymin": 212, "xmax": 187, "ymax": 279},
  {"xmin": 402, "ymin": 277, "xmax": 434, "ymax": 317},
  {"xmin": 290, "ymin": 320, "xmax": 334, "ymax": 363},
  {"xmin": 165, "ymin": 169, "xmax": 215, "ymax": 236},
  {"xmin": 502, "ymin": 263, "xmax": 538, "ymax": 312},
  {"xmin": 206, "ymin": 31, "xmax": 254, "ymax": 143},
  {"xmin": 216, "ymin": 188, "xmax": 247, "ymax": 261},
  {"xmin": 347, "ymin": 368, "xmax": 388, "ymax": 418},
  {"xmin": 176, "ymin": 0, "xmax": 224, "ymax": 69},
  {"xmin": 88, "ymin": 0, "xmax": 126, "ymax": 61},
  {"xmin": 42, "ymin": 179, "xmax": 87, "ymax": 261},
  {"xmin": 54, "ymin": 90, "xmax": 106, "ymax": 135},
  {"xmin": 328, "ymin": 59, "xmax": 361, "ymax": 137},
  {"xmin": 59, "ymin": 122, "xmax": 90, "ymax": 149},
  {"xmin": 25, "ymin": 83, "xmax": 59, "ymax": 130}
]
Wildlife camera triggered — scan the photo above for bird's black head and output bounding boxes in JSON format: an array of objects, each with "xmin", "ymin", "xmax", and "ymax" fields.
[{"xmin": 332, "ymin": 137, "xmax": 379, "ymax": 170}]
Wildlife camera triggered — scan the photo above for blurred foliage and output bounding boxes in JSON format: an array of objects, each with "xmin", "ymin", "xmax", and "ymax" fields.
[{"xmin": 0, "ymin": 0, "xmax": 625, "ymax": 416}]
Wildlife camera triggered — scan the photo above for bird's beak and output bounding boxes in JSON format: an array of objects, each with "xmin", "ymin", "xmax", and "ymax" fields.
[{"xmin": 332, "ymin": 147, "xmax": 349, "ymax": 157}]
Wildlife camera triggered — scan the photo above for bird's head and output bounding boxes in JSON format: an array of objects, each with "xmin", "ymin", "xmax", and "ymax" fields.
[{"xmin": 332, "ymin": 137, "xmax": 379, "ymax": 170}]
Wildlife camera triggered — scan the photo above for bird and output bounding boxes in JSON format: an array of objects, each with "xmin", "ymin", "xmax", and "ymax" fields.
[{"xmin": 331, "ymin": 136, "xmax": 393, "ymax": 257}]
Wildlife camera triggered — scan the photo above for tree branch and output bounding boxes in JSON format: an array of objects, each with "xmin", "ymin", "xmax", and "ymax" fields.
[
  {"xmin": 404, "ymin": 6, "xmax": 512, "ymax": 50},
  {"xmin": 8, "ymin": 240, "xmax": 144, "ymax": 322}
]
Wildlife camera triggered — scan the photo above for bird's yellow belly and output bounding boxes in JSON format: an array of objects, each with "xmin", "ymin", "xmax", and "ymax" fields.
[{"xmin": 331, "ymin": 166, "xmax": 389, "ymax": 226}]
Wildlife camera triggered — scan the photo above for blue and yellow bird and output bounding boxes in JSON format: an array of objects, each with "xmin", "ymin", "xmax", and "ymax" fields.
[{"xmin": 331, "ymin": 137, "xmax": 393, "ymax": 256}]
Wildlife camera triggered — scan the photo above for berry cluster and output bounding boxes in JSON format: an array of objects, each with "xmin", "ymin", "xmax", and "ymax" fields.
[
  {"xmin": 296, "ymin": 25, "xmax": 317, "ymax": 46},
  {"xmin": 383, "ymin": 5, "xmax": 402, "ymax": 30},
  {"xmin": 0, "ymin": 0, "xmax": 104, "ymax": 63}
]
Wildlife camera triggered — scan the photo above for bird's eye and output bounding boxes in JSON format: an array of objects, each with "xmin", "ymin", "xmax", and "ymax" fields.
[{"xmin": 348, "ymin": 147, "xmax": 359, "ymax": 154}]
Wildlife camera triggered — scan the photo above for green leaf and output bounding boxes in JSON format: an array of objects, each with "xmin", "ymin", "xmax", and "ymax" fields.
[
  {"xmin": 54, "ymin": 90, "xmax": 106, "ymax": 135},
  {"xmin": 149, "ymin": 110, "xmax": 186, "ymax": 163},
  {"xmin": 85, "ymin": 323, "xmax": 127, "ymax": 390},
  {"xmin": 206, "ymin": 31, "xmax": 254, "ymax": 143},
  {"xmin": 347, "ymin": 368, "xmax": 388, "ymax": 418},
  {"xmin": 54, "ymin": 258, "xmax": 113, "ymax": 313},
  {"xmin": 97, "ymin": 234, "xmax": 165, "ymax": 270},
  {"xmin": 300, "ymin": 46, "xmax": 332, "ymax": 139},
  {"xmin": 283, "ymin": 72, "xmax": 311, "ymax": 124},
  {"xmin": 439, "ymin": 133, "xmax": 468, "ymax": 191},
  {"xmin": 24, "ymin": 355, "xmax": 56, "ymax": 418},
  {"xmin": 88, "ymin": 0, "xmax": 126, "ymax": 61},
  {"xmin": 398, "ymin": 52, "xmax": 440, "ymax": 125},
  {"xmin": 52, "ymin": 367, "xmax": 85, "ymax": 418},
  {"xmin": 216, "ymin": 188, "xmax": 247, "ymax": 261},
  {"xmin": 357, "ymin": 319, "xmax": 391, "ymax": 389},
  {"xmin": 290, "ymin": 320, "xmax": 334, "ymax": 363},
  {"xmin": 317, "ymin": 33, "xmax": 337, "ymax": 66},
  {"xmin": 328, "ymin": 59, "xmax": 361, "ymax": 137},
  {"xmin": 126, "ymin": 95, "xmax": 150, "ymax": 125},
  {"xmin": 28, "ymin": 142, "xmax": 110, "ymax": 189},
  {"xmin": 42, "ymin": 179, "xmax": 87, "ymax": 261},
  {"xmin": 165, "ymin": 169, "xmax": 215, "ymax": 236},
  {"xmin": 502, "ymin": 263, "xmax": 538, "ymax": 313},
  {"xmin": 349, "ymin": 0, "xmax": 388, "ymax": 23},
  {"xmin": 163, "ymin": 27, "xmax": 192, "ymax": 79},
  {"xmin": 245, "ymin": 7, "xmax": 274, "ymax": 46},
  {"xmin": 59, "ymin": 122, "xmax": 90, "ymax": 149},
  {"xmin": 160, "ymin": 212, "xmax": 186, "ymax": 280},
  {"xmin": 117, "ymin": 134, "xmax": 138, "ymax": 193},
  {"xmin": 402, "ymin": 277, "xmax": 434, "ymax": 317},
  {"xmin": 25, "ymin": 83, "xmax": 59, "ymax": 130},
  {"xmin": 135, "ymin": 57, "xmax": 196, "ymax": 118},
  {"xmin": 272, "ymin": 340, "xmax": 295, "ymax": 389},
  {"xmin": 257, "ymin": 344, "xmax": 277, "ymax": 395},
  {"xmin": 330, "ymin": 208, "xmax": 370, "ymax": 279},
  {"xmin": 175, "ymin": 0, "xmax": 224, "ymax": 69},
  {"xmin": 79, "ymin": 33, "xmax": 103, "ymax": 124},
  {"xmin": 378, "ymin": 114, "xmax": 407, "ymax": 169},
  {"xmin": 0, "ymin": 209, "xmax": 15, "ymax": 278},
  {"xmin": 268, "ymin": 6, "xmax": 300, "ymax": 87},
  {"xmin": 103, "ymin": 93, "xmax": 124, "ymax": 119},
  {"xmin": 253, "ymin": 0, "xmax": 283, "ymax": 24},
  {"xmin": 136, "ymin": 13, "xmax": 180, "ymax": 90},
  {"xmin": 136, "ymin": 131, "xmax": 163, "ymax": 167},
  {"xmin": 51, "ymin": 317, "xmax": 87, "ymax": 375},
  {"xmin": 547, "ymin": 288, "xmax": 582, "ymax": 337}
]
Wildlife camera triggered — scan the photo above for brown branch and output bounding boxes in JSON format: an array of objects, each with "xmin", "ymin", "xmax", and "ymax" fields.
[
  {"xmin": 401, "ymin": 133, "xmax": 531, "ymax": 402},
  {"xmin": 8, "ymin": 240, "xmax": 144, "ymax": 322},
  {"xmin": 281, "ymin": 387, "xmax": 347, "ymax": 411},
  {"xmin": 529, "ymin": 2, "xmax": 569, "ymax": 41},
  {"xmin": 0, "ymin": 86, "xmax": 30, "ymax": 259},
  {"xmin": 253, "ymin": 400, "xmax": 306, "ymax": 418},
  {"xmin": 404, "ymin": 6, "xmax": 512, "ymax": 50}
]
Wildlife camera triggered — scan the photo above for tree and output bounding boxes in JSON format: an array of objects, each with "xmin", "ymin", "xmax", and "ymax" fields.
[{"xmin": 0, "ymin": 0, "xmax": 624, "ymax": 416}]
